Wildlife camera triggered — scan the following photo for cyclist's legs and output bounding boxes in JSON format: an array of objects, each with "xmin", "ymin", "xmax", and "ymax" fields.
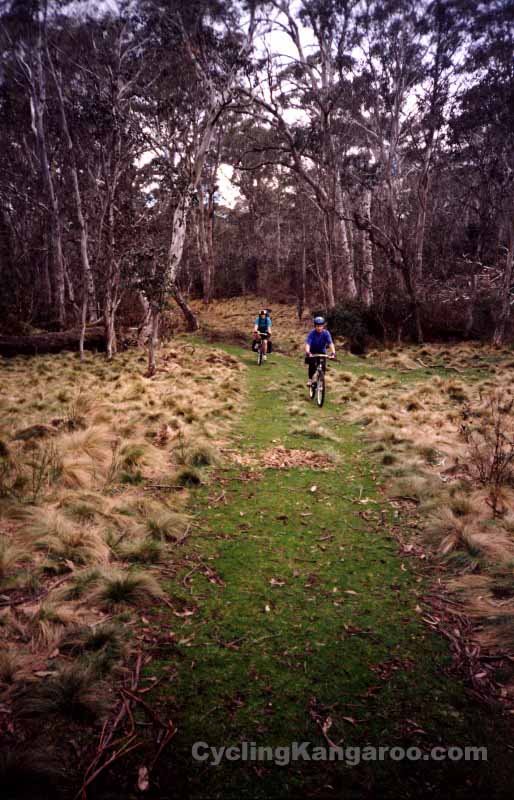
[{"xmin": 308, "ymin": 358, "xmax": 318, "ymax": 380}]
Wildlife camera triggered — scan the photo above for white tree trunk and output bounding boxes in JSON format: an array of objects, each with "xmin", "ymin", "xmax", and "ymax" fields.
[
  {"xmin": 335, "ymin": 180, "xmax": 357, "ymax": 300},
  {"xmin": 24, "ymin": 37, "xmax": 66, "ymax": 327},
  {"xmin": 48, "ymin": 49, "xmax": 97, "ymax": 322},
  {"xmin": 360, "ymin": 190, "xmax": 374, "ymax": 307}
]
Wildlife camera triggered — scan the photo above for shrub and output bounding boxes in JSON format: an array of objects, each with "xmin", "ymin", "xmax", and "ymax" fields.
[
  {"xmin": 461, "ymin": 395, "xmax": 514, "ymax": 515},
  {"xmin": 325, "ymin": 301, "xmax": 372, "ymax": 354}
]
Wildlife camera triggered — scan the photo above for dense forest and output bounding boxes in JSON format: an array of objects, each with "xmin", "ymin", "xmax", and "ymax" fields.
[{"xmin": 1, "ymin": 0, "xmax": 513, "ymax": 359}]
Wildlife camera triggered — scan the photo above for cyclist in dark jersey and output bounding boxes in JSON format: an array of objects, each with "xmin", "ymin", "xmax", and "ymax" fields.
[
  {"xmin": 305, "ymin": 316, "xmax": 335, "ymax": 385},
  {"xmin": 253, "ymin": 309, "xmax": 272, "ymax": 359}
]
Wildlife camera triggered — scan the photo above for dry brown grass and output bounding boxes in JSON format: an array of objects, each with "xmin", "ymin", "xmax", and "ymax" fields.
[
  {"xmin": 0, "ymin": 337, "xmax": 243, "ymax": 697},
  {"xmin": 336, "ymin": 338, "xmax": 514, "ymax": 655},
  {"xmin": 191, "ymin": 295, "xmax": 309, "ymax": 354}
]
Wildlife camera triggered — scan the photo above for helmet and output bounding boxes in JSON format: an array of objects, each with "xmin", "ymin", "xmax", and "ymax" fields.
[
  {"xmin": 259, "ymin": 309, "xmax": 267, "ymax": 315},
  {"xmin": 313, "ymin": 316, "xmax": 325, "ymax": 325}
]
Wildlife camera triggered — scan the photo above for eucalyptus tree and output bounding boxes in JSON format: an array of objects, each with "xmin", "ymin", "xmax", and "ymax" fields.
[
  {"xmin": 3, "ymin": 0, "xmax": 67, "ymax": 327},
  {"xmin": 134, "ymin": 0, "xmax": 259, "ymax": 370},
  {"xmin": 449, "ymin": 0, "xmax": 514, "ymax": 345}
]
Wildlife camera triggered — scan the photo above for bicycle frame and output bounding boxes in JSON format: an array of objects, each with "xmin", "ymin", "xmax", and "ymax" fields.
[
  {"xmin": 257, "ymin": 332, "xmax": 269, "ymax": 365},
  {"xmin": 307, "ymin": 354, "xmax": 330, "ymax": 406}
]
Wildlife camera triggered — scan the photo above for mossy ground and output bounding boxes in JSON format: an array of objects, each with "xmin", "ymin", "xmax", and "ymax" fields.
[{"xmin": 144, "ymin": 345, "xmax": 514, "ymax": 800}]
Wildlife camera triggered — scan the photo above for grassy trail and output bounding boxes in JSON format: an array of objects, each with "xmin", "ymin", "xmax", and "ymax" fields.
[{"xmin": 150, "ymin": 346, "xmax": 513, "ymax": 799}]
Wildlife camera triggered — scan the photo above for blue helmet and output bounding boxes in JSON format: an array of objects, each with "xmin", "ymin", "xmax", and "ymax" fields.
[{"xmin": 313, "ymin": 316, "xmax": 325, "ymax": 325}]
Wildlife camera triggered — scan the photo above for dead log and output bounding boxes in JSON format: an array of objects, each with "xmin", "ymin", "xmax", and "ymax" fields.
[{"xmin": 0, "ymin": 326, "xmax": 106, "ymax": 357}]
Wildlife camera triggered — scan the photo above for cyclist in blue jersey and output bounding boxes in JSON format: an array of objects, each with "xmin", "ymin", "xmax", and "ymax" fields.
[
  {"xmin": 305, "ymin": 316, "xmax": 335, "ymax": 385},
  {"xmin": 253, "ymin": 308, "xmax": 272, "ymax": 359}
]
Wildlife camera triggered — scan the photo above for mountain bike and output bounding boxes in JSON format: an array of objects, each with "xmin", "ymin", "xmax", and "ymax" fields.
[
  {"xmin": 307, "ymin": 354, "xmax": 333, "ymax": 407},
  {"xmin": 256, "ymin": 333, "xmax": 270, "ymax": 365}
]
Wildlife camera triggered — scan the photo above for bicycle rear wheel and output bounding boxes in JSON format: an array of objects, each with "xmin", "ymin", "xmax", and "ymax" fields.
[
  {"xmin": 309, "ymin": 381, "xmax": 316, "ymax": 399},
  {"xmin": 316, "ymin": 373, "xmax": 325, "ymax": 407}
]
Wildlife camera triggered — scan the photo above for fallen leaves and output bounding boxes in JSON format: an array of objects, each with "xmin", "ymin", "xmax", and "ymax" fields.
[{"xmin": 231, "ymin": 446, "xmax": 335, "ymax": 470}]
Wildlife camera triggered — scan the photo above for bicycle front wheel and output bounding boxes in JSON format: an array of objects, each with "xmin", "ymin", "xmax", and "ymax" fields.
[
  {"xmin": 258, "ymin": 347, "xmax": 263, "ymax": 365},
  {"xmin": 316, "ymin": 374, "xmax": 325, "ymax": 407}
]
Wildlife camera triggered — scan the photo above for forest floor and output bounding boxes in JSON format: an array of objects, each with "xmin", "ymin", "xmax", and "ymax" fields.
[{"xmin": 2, "ymin": 302, "xmax": 514, "ymax": 798}]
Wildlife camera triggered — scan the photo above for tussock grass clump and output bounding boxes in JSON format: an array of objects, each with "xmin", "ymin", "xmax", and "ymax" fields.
[
  {"xmin": 26, "ymin": 507, "xmax": 110, "ymax": 567},
  {"xmin": 59, "ymin": 492, "xmax": 106, "ymax": 523},
  {"xmin": 176, "ymin": 467, "xmax": 203, "ymax": 487},
  {"xmin": 90, "ymin": 568, "xmax": 164, "ymax": 609},
  {"xmin": 29, "ymin": 603, "xmax": 80, "ymax": 641},
  {"xmin": 424, "ymin": 507, "xmax": 469, "ymax": 555},
  {"xmin": 449, "ymin": 495, "xmax": 474, "ymax": 517},
  {"xmin": 58, "ymin": 568, "xmax": 102, "ymax": 601},
  {"xmin": 15, "ymin": 664, "xmax": 106, "ymax": 721},
  {"xmin": 0, "ymin": 648, "xmax": 21, "ymax": 683},
  {"xmin": 174, "ymin": 435, "xmax": 221, "ymax": 468},
  {"xmin": 145, "ymin": 509, "xmax": 189, "ymax": 542},
  {"xmin": 446, "ymin": 381, "xmax": 468, "ymax": 404},
  {"xmin": 0, "ymin": 537, "xmax": 20, "ymax": 580},
  {"xmin": 57, "ymin": 425, "xmax": 113, "ymax": 464},
  {"xmin": 122, "ymin": 538, "xmax": 164, "ymax": 564},
  {"xmin": 418, "ymin": 445, "xmax": 444, "ymax": 465},
  {"xmin": 392, "ymin": 475, "xmax": 438, "ymax": 503},
  {"xmin": 119, "ymin": 441, "xmax": 148, "ymax": 469},
  {"xmin": 181, "ymin": 441, "xmax": 221, "ymax": 468},
  {"xmin": 288, "ymin": 404, "xmax": 308, "ymax": 417},
  {"xmin": 60, "ymin": 622, "xmax": 127, "ymax": 675}
]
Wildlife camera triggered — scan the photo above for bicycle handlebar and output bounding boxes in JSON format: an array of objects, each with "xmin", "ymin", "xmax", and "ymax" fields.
[{"xmin": 306, "ymin": 353, "xmax": 335, "ymax": 358}]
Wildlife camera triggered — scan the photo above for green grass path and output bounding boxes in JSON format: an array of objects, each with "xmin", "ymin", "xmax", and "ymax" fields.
[{"xmin": 150, "ymin": 346, "xmax": 514, "ymax": 800}]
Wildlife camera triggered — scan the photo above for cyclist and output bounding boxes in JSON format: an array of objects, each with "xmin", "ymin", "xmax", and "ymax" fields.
[
  {"xmin": 253, "ymin": 308, "xmax": 272, "ymax": 359},
  {"xmin": 305, "ymin": 316, "xmax": 335, "ymax": 385}
]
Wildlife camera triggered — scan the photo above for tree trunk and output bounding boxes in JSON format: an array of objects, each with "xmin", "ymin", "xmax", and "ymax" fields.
[
  {"xmin": 146, "ymin": 306, "xmax": 160, "ymax": 377},
  {"xmin": 464, "ymin": 264, "xmax": 479, "ymax": 338},
  {"xmin": 0, "ymin": 327, "xmax": 105, "ymax": 357},
  {"xmin": 334, "ymin": 181, "xmax": 357, "ymax": 300},
  {"xmin": 360, "ymin": 190, "xmax": 374, "ymax": 307},
  {"xmin": 27, "ymin": 36, "xmax": 66, "ymax": 327},
  {"xmin": 297, "ymin": 214, "xmax": 307, "ymax": 321},
  {"xmin": 138, "ymin": 293, "xmax": 152, "ymax": 347},
  {"xmin": 173, "ymin": 285, "xmax": 199, "ymax": 332},
  {"xmin": 493, "ymin": 220, "xmax": 514, "ymax": 345},
  {"xmin": 322, "ymin": 213, "xmax": 336, "ymax": 308},
  {"xmin": 197, "ymin": 185, "xmax": 216, "ymax": 304},
  {"xmin": 48, "ymin": 47, "xmax": 97, "ymax": 321},
  {"xmin": 79, "ymin": 292, "xmax": 87, "ymax": 361}
]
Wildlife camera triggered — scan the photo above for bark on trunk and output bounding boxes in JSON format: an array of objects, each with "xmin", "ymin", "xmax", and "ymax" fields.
[
  {"xmin": 137, "ymin": 293, "xmax": 152, "ymax": 347},
  {"xmin": 493, "ymin": 221, "xmax": 514, "ymax": 345},
  {"xmin": 297, "ymin": 215, "xmax": 307, "ymax": 321},
  {"xmin": 197, "ymin": 185, "xmax": 216, "ymax": 304},
  {"xmin": 360, "ymin": 190, "xmax": 374, "ymax": 307},
  {"xmin": 334, "ymin": 181, "xmax": 357, "ymax": 300},
  {"xmin": 146, "ymin": 306, "xmax": 160, "ymax": 377},
  {"xmin": 464, "ymin": 266, "xmax": 479, "ymax": 338},
  {"xmin": 173, "ymin": 285, "xmax": 199, "ymax": 332},
  {"xmin": 322, "ymin": 214, "xmax": 336, "ymax": 308}
]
